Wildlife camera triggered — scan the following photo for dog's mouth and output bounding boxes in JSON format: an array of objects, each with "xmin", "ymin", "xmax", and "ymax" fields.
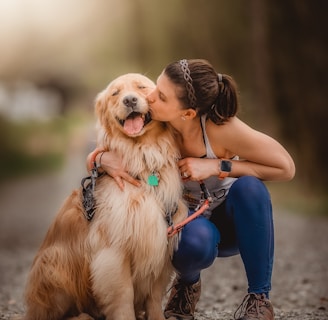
[{"xmin": 117, "ymin": 112, "xmax": 152, "ymax": 136}]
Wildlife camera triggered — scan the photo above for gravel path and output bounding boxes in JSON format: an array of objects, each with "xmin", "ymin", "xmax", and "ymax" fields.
[{"xmin": 0, "ymin": 128, "xmax": 327, "ymax": 320}]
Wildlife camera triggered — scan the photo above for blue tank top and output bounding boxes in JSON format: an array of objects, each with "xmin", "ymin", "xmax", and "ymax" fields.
[{"xmin": 183, "ymin": 115, "xmax": 237, "ymax": 217}]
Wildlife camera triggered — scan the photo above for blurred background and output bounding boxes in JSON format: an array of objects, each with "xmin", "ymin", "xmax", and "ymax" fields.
[{"xmin": 0, "ymin": 0, "xmax": 327, "ymax": 216}]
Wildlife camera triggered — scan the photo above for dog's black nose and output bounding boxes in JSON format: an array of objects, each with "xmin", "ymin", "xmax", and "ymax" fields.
[{"xmin": 123, "ymin": 95, "xmax": 138, "ymax": 108}]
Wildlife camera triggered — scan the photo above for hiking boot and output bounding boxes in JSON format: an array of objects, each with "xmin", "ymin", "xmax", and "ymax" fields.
[
  {"xmin": 234, "ymin": 293, "xmax": 275, "ymax": 320},
  {"xmin": 164, "ymin": 278, "xmax": 201, "ymax": 319}
]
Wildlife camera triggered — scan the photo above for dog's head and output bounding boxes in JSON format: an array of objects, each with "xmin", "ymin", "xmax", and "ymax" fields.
[{"xmin": 95, "ymin": 73, "xmax": 156, "ymax": 138}]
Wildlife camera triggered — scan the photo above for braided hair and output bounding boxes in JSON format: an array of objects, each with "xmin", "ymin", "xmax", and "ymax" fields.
[{"xmin": 164, "ymin": 59, "xmax": 239, "ymax": 125}]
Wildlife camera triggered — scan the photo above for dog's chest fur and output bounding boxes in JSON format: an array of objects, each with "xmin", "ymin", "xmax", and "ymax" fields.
[{"xmin": 90, "ymin": 125, "xmax": 183, "ymax": 279}]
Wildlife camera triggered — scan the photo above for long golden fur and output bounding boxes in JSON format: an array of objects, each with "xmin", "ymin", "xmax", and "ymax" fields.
[{"xmin": 23, "ymin": 74, "xmax": 187, "ymax": 320}]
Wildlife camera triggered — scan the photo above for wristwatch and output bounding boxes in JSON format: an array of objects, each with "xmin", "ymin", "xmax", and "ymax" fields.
[{"xmin": 218, "ymin": 159, "xmax": 232, "ymax": 180}]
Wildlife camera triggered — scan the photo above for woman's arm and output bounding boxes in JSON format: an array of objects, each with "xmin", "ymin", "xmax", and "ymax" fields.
[
  {"xmin": 86, "ymin": 150, "xmax": 141, "ymax": 191},
  {"xmin": 179, "ymin": 117, "xmax": 295, "ymax": 182},
  {"xmin": 221, "ymin": 117, "xmax": 295, "ymax": 181}
]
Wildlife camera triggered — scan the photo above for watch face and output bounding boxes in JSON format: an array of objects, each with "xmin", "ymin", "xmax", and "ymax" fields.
[{"xmin": 221, "ymin": 160, "xmax": 232, "ymax": 172}]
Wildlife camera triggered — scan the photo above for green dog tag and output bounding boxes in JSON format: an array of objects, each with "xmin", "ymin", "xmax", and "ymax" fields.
[{"xmin": 148, "ymin": 174, "xmax": 159, "ymax": 186}]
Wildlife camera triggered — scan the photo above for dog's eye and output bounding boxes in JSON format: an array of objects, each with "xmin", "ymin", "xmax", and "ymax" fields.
[
  {"xmin": 138, "ymin": 85, "xmax": 147, "ymax": 89},
  {"xmin": 112, "ymin": 90, "xmax": 120, "ymax": 96}
]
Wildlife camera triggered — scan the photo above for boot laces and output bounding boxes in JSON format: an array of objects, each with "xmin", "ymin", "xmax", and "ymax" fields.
[
  {"xmin": 173, "ymin": 282, "xmax": 194, "ymax": 314},
  {"xmin": 234, "ymin": 293, "xmax": 268, "ymax": 319},
  {"xmin": 166, "ymin": 281, "xmax": 198, "ymax": 316}
]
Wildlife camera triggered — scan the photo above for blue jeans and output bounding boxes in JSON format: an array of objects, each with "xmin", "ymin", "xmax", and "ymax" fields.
[{"xmin": 172, "ymin": 176, "xmax": 274, "ymax": 296}]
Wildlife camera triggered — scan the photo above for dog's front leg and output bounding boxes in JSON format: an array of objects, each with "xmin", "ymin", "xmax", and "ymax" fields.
[
  {"xmin": 145, "ymin": 271, "xmax": 170, "ymax": 320},
  {"xmin": 91, "ymin": 248, "xmax": 136, "ymax": 320}
]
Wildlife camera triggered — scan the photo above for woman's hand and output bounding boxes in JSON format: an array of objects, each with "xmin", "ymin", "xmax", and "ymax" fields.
[
  {"xmin": 178, "ymin": 157, "xmax": 219, "ymax": 181},
  {"xmin": 87, "ymin": 150, "xmax": 141, "ymax": 191}
]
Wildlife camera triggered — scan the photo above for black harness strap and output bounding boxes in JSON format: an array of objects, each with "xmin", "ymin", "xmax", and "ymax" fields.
[{"xmin": 81, "ymin": 166, "xmax": 102, "ymax": 221}]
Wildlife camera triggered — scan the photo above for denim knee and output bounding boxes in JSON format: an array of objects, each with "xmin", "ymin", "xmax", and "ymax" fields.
[{"xmin": 172, "ymin": 216, "xmax": 220, "ymax": 276}]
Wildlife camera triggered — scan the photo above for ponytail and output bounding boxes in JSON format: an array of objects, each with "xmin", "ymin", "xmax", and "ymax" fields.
[
  {"xmin": 208, "ymin": 74, "xmax": 239, "ymax": 125},
  {"xmin": 208, "ymin": 73, "xmax": 238, "ymax": 124}
]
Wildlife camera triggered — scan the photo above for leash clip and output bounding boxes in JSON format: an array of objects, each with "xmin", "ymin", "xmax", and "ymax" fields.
[
  {"xmin": 81, "ymin": 166, "xmax": 100, "ymax": 221},
  {"xmin": 199, "ymin": 181, "xmax": 213, "ymax": 204}
]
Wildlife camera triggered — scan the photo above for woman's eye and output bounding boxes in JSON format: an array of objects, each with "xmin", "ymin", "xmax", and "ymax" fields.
[{"xmin": 159, "ymin": 93, "xmax": 165, "ymax": 101}]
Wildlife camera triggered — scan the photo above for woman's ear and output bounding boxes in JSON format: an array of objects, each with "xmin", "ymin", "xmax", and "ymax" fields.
[{"xmin": 183, "ymin": 108, "xmax": 197, "ymax": 120}]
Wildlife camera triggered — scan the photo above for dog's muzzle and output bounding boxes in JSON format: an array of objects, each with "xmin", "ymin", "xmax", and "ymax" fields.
[
  {"xmin": 116, "ymin": 94, "xmax": 152, "ymax": 136},
  {"xmin": 117, "ymin": 111, "xmax": 152, "ymax": 136}
]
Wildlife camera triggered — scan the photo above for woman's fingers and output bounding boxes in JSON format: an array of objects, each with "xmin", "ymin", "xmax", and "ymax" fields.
[
  {"xmin": 114, "ymin": 176, "xmax": 125, "ymax": 191},
  {"xmin": 113, "ymin": 172, "xmax": 141, "ymax": 191},
  {"xmin": 122, "ymin": 173, "xmax": 141, "ymax": 188}
]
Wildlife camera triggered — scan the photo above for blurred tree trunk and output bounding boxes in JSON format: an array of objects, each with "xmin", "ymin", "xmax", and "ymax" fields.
[
  {"xmin": 248, "ymin": 0, "xmax": 278, "ymax": 136},
  {"xmin": 267, "ymin": 0, "xmax": 328, "ymax": 192}
]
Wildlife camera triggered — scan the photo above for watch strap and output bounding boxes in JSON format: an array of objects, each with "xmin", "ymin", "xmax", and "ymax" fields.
[{"xmin": 218, "ymin": 171, "xmax": 229, "ymax": 180}]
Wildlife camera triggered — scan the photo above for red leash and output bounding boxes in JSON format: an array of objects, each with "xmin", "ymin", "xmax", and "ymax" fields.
[
  {"xmin": 167, "ymin": 181, "xmax": 212, "ymax": 238},
  {"xmin": 167, "ymin": 199, "xmax": 210, "ymax": 237}
]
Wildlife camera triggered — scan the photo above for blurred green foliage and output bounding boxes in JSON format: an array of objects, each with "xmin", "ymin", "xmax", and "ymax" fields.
[{"xmin": 0, "ymin": 116, "xmax": 70, "ymax": 179}]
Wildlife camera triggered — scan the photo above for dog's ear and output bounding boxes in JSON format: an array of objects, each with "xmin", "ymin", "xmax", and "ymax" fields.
[
  {"xmin": 94, "ymin": 89, "xmax": 113, "ymax": 144},
  {"xmin": 95, "ymin": 89, "xmax": 107, "ymax": 120}
]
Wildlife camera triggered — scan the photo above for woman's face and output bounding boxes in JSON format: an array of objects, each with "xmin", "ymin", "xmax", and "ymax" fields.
[{"xmin": 147, "ymin": 72, "xmax": 185, "ymax": 122}]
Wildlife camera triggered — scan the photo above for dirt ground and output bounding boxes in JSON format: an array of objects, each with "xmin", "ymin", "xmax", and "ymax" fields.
[{"xmin": 1, "ymin": 128, "xmax": 327, "ymax": 320}]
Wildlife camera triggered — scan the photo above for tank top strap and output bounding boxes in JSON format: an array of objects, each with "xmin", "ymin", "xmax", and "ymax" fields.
[{"xmin": 200, "ymin": 115, "xmax": 217, "ymax": 159}]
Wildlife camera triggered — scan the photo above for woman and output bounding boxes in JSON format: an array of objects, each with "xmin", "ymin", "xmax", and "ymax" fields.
[{"xmin": 88, "ymin": 59, "xmax": 295, "ymax": 320}]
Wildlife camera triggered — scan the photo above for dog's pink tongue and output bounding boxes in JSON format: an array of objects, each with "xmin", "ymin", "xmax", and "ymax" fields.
[{"xmin": 124, "ymin": 116, "xmax": 144, "ymax": 135}]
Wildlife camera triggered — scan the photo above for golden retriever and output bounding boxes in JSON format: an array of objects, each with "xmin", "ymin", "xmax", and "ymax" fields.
[{"xmin": 22, "ymin": 73, "xmax": 187, "ymax": 320}]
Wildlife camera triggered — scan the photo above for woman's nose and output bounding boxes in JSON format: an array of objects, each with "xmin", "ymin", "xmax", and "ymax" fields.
[{"xmin": 146, "ymin": 92, "xmax": 155, "ymax": 104}]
